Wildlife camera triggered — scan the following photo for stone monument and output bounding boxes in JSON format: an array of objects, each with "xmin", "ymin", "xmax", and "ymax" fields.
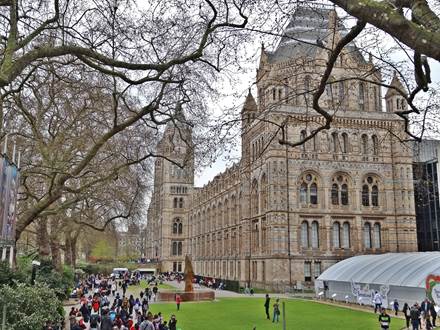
[{"xmin": 184, "ymin": 255, "xmax": 194, "ymax": 292}]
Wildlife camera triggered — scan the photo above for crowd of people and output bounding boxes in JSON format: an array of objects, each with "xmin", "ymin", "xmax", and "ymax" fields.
[
  {"xmin": 374, "ymin": 291, "xmax": 438, "ymax": 330},
  {"xmin": 66, "ymin": 273, "xmax": 179, "ymax": 330}
]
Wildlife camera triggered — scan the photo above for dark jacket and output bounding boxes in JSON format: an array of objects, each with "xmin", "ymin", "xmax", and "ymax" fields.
[
  {"xmin": 169, "ymin": 319, "xmax": 177, "ymax": 330},
  {"xmin": 430, "ymin": 304, "xmax": 437, "ymax": 317},
  {"xmin": 100, "ymin": 315, "xmax": 113, "ymax": 330}
]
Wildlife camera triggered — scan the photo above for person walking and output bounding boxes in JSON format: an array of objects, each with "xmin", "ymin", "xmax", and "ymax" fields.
[
  {"xmin": 373, "ymin": 291, "xmax": 383, "ymax": 314},
  {"xmin": 393, "ymin": 299, "xmax": 399, "ymax": 316},
  {"xmin": 175, "ymin": 294, "xmax": 182, "ymax": 311},
  {"xmin": 430, "ymin": 302, "xmax": 437, "ymax": 327},
  {"xmin": 378, "ymin": 308, "xmax": 391, "ymax": 330},
  {"xmin": 168, "ymin": 315, "xmax": 177, "ymax": 330},
  {"xmin": 410, "ymin": 303, "xmax": 421, "ymax": 330},
  {"xmin": 264, "ymin": 294, "xmax": 271, "ymax": 320},
  {"xmin": 403, "ymin": 302, "xmax": 411, "ymax": 329},
  {"xmin": 272, "ymin": 298, "xmax": 280, "ymax": 323},
  {"xmin": 100, "ymin": 309, "xmax": 113, "ymax": 330}
]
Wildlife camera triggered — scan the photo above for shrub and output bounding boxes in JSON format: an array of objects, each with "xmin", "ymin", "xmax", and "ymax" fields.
[{"xmin": 0, "ymin": 283, "xmax": 64, "ymax": 330}]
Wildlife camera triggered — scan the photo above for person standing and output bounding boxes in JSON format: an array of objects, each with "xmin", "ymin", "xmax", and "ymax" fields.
[
  {"xmin": 272, "ymin": 298, "xmax": 280, "ymax": 323},
  {"xmin": 168, "ymin": 315, "xmax": 177, "ymax": 330},
  {"xmin": 264, "ymin": 294, "xmax": 270, "ymax": 320},
  {"xmin": 430, "ymin": 302, "xmax": 437, "ymax": 327},
  {"xmin": 100, "ymin": 309, "xmax": 113, "ymax": 330},
  {"xmin": 393, "ymin": 299, "xmax": 399, "ymax": 316},
  {"xmin": 410, "ymin": 303, "xmax": 421, "ymax": 330},
  {"xmin": 373, "ymin": 291, "xmax": 383, "ymax": 314},
  {"xmin": 403, "ymin": 302, "xmax": 411, "ymax": 329},
  {"xmin": 175, "ymin": 294, "xmax": 182, "ymax": 311},
  {"xmin": 152, "ymin": 284, "xmax": 158, "ymax": 302},
  {"xmin": 378, "ymin": 308, "xmax": 391, "ymax": 330}
]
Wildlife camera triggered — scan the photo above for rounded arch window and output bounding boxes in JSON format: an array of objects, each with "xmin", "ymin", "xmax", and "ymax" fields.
[
  {"xmin": 331, "ymin": 174, "xmax": 350, "ymax": 206},
  {"xmin": 299, "ymin": 173, "xmax": 319, "ymax": 205},
  {"xmin": 362, "ymin": 176, "xmax": 381, "ymax": 207},
  {"xmin": 173, "ymin": 218, "xmax": 183, "ymax": 235}
]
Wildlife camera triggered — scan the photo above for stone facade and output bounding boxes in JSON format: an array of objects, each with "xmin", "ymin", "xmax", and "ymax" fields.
[{"xmin": 145, "ymin": 4, "xmax": 418, "ymax": 290}]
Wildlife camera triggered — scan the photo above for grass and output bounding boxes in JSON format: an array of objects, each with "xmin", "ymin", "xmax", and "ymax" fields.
[
  {"xmin": 146, "ymin": 298, "xmax": 406, "ymax": 330},
  {"xmin": 128, "ymin": 280, "xmax": 177, "ymax": 293}
]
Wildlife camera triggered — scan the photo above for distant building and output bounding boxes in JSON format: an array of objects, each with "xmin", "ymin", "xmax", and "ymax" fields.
[
  {"xmin": 413, "ymin": 140, "xmax": 440, "ymax": 251},
  {"xmin": 117, "ymin": 223, "xmax": 145, "ymax": 259},
  {"xmin": 145, "ymin": 3, "xmax": 418, "ymax": 289}
]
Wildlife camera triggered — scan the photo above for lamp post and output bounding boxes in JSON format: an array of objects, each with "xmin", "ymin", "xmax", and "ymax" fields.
[{"xmin": 30, "ymin": 260, "xmax": 41, "ymax": 285}]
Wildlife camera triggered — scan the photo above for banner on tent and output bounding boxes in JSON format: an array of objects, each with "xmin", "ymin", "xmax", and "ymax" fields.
[
  {"xmin": 351, "ymin": 280, "xmax": 390, "ymax": 306},
  {"xmin": 426, "ymin": 274, "xmax": 440, "ymax": 304}
]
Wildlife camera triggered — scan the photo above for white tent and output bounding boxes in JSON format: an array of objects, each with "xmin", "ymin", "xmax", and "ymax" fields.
[{"xmin": 315, "ymin": 252, "xmax": 440, "ymax": 306}]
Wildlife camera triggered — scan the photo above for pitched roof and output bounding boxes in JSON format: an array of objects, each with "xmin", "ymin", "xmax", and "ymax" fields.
[
  {"xmin": 385, "ymin": 71, "xmax": 408, "ymax": 98},
  {"xmin": 242, "ymin": 90, "xmax": 257, "ymax": 112},
  {"xmin": 266, "ymin": 3, "xmax": 364, "ymax": 64}
]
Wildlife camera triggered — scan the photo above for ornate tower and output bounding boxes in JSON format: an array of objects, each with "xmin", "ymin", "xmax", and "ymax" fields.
[{"xmin": 147, "ymin": 106, "xmax": 194, "ymax": 273}]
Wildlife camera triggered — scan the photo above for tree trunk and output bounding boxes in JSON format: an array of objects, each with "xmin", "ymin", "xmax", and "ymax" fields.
[
  {"xmin": 50, "ymin": 236, "xmax": 62, "ymax": 272},
  {"xmin": 37, "ymin": 218, "xmax": 51, "ymax": 258},
  {"xmin": 71, "ymin": 235, "xmax": 78, "ymax": 268},
  {"xmin": 64, "ymin": 235, "xmax": 72, "ymax": 266}
]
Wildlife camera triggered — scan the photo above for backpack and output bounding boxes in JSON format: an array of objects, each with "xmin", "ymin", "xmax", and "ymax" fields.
[
  {"xmin": 90, "ymin": 314, "xmax": 99, "ymax": 327},
  {"xmin": 410, "ymin": 308, "xmax": 419, "ymax": 321}
]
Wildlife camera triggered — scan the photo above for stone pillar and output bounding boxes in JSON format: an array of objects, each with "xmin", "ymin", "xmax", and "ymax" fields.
[
  {"xmin": 9, "ymin": 246, "xmax": 13, "ymax": 266},
  {"xmin": 1, "ymin": 247, "xmax": 6, "ymax": 261}
]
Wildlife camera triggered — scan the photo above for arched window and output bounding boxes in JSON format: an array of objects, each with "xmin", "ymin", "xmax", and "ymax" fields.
[
  {"xmin": 299, "ymin": 173, "xmax": 319, "ymax": 205},
  {"xmin": 331, "ymin": 132, "xmax": 338, "ymax": 153},
  {"xmin": 304, "ymin": 76, "xmax": 311, "ymax": 92},
  {"xmin": 260, "ymin": 174, "xmax": 268, "ymax": 212},
  {"xmin": 310, "ymin": 183, "xmax": 318, "ymax": 205},
  {"xmin": 338, "ymin": 81, "xmax": 345, "ymax": 102},
  {"xmin": 362, "ymin": 176, "xmax": 380, "ymax": 207},
  {"xmin": 333, "ymin": 222, "xmax": 340, "ymax": 248},
  {"xmin": 173, "ymin": 197, "xmax": 178, "ymax": 208},
  {"xmin": 172, "ymin": 242, "xmax": 178, "ymax": 255},
  {"xmin": 173, "ymin": 218, "xmax": 181, "ymax": 234},
  {"xmin": 179, "ymin": 197, "xmax": 184, "ymax": 208},
  {"xmin": 364, "ymin": 223, "xmax": 372, "ymax": 248},
  {"xmin": 331, "ymin": 175, "xmax": 350, "ymax": 206},
  {"xmin": 361, "ymin": 134, "xmax": 368, "ymax": 154},
  {"xmin": 331, "ymin": 184, "xmax": 339, "ymax": 205},
  {"xmin": 311, "ymin": 221, "xmax": 319, "ymax": 248},
  {"xmin": 178, "ymin": 241, "xmax": 183, "ymax": 255},
  {"xmin": 372, "ymin": 135, "xmax": 379, "ymax": 156},
  {"xmin": 373, "ymin": 223, "xmax": 381, "ymax": 248},
  {"xmin": 251, "ymin": 179, "xmax": 259, "ymax": 216},
  {"xmin": 272, "ymin": 88, "xmax": 276, "ymax": 101},
  {"xmin": 362, "ymin": 185, "xmax": 370, "ymax": 206},
  {"xmin": 372, "ymin": 185, "xmax": 379, "ymax": 206},
  {"xmin": 341, "ymin": 184, "xmax": 349, "ymax": 205},
  {"xmin": 300, "ymin": 183, "xmax": 308, "ymax": 203},
  {"xmin": 341, "ymin": 133, "xmax": 348, "ymax": 153},
  {"xmin": 358, "ymin": 82, "xmax": 365, "ymax": 110},
  {"xmin": 300, "ymin": 130, "xmax": 307, "ymax": 151},
  {"xmin": 301, "ymin": 221, "xmax": 309, "ymax": 248},
  {"xmin": 342, "ymin": 222, "xmax": 350, "ymax": 248}
]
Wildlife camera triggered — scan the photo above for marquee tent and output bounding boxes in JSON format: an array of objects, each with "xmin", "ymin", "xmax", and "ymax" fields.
[{"xmin": 315, "ymin": 252, "xmax": 440, "ymax": 306}]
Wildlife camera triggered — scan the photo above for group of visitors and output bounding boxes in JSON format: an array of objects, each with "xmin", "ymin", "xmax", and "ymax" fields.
[
  {"xmin": 402, "ymin": 299, "xmax": 437, "ymax": 330},
  {"xmin": 264, "ymin": 294, "xmax": 281, "ymax": 323},
  {"xmin": 375, "ymin": 294, "xmax": 438, "ymax": 330},
  {"xmin": 67, "ymin": 273, "xmax": 178, "ymax": 330}
]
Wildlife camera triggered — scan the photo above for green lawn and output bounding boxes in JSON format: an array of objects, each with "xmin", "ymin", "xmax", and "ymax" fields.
[
  {"xmin": 146, "ymin": 298, "xmax": 405, "ymax": 330},
  {"xmin": 129, "ymin": 280, "xmax": 177, "ymax": 293}
]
